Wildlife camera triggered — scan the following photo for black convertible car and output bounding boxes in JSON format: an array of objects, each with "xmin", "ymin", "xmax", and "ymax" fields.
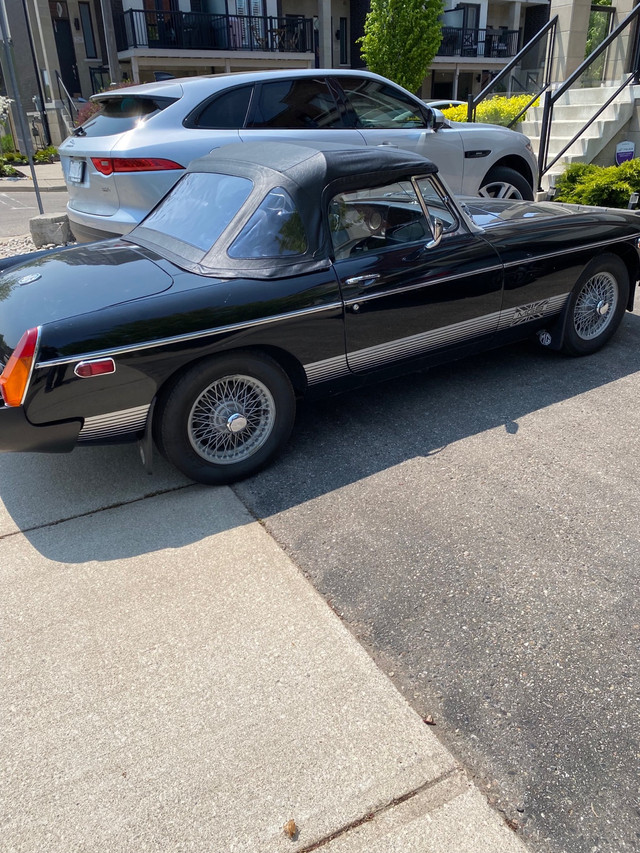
[{"xmin": 1, "ymin": 142, "xmax": 639, "ymax": 484}]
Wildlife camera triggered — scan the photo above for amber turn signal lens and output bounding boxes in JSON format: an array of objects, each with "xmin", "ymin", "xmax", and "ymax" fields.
[{"xmin": 0, "ymin": 327, "xmax": 39, "ymax": 407}]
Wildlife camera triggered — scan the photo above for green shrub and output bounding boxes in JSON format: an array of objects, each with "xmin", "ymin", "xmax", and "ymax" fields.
[
  {"xmin": 34, "ymin": 146, "xmax": 58, "ymax": 163},
  {"xmin": 0, "ymin": 157, "xmax": 20, "ymax": 177},
  {"xmin": 442, "ymin": 94, "xmax": 538, "ymax": 126},
  {"xmin": 1, "ymin": 133, "xmax": 15, "ymax": 154},
  {"xmin": 554, "ymin": 159, "xmax": 640, "ymax": 208},
  {"xmin": 3, "ymin": 151, "xmax": 27, "ymax": 164}
]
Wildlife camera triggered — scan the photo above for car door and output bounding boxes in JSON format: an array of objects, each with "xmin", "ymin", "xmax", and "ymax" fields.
[
  {"xmin": 329, "ymin": 175, "xmax": 504, "ymax": 373},
  {"xmin": 239, "ymin": 76, "xmax": 367, "ymax": 147},
  {"xmin": 334, "ymin": 75, "xmax": 466, "ymax": 195}
]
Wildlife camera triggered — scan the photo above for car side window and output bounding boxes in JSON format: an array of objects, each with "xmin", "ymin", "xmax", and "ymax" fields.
[
  {"xmin": 247, "ymin": 78, "xmax": 347, "ymax": 129},
  {"xmin": 336, "ymin": 77, "xmax": 428, "ymax": 130},
  {"xmin": 228, "ymin": 187, "xmax": 308, "ymax": 258},
  {"xmin": 193, "ymin": 85, "xmax": 253, "ymax": 129},
  {"xmin": 415, "ymin": 177, "xmax": 459, "ymax": 232},
  {"xmin": 329, "ymin": 180, "xmax": 431, "ymax": 260}
]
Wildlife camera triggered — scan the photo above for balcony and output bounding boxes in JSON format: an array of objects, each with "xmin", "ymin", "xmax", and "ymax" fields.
[
  {"xmin": 115, "ymin": 10, "xmax": 314, "ymax": 54},
  {"xmin": 437, "ymin": 27, "xmax": 520, "ymax": 59}
]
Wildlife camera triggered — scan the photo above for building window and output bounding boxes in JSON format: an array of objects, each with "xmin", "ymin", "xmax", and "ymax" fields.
[
  {"xmin": 79, "ymin": 2, "xmax": 97, "ymax": 59},
  {"xmin": 339, "ymin": 17, "xmax": 348, "ymax": 65}
]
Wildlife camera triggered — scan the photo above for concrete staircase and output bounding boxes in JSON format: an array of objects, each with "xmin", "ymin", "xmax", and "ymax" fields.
[{"xmin": 521, "ymin": 85, "xmax": 638, "ymax": 192}]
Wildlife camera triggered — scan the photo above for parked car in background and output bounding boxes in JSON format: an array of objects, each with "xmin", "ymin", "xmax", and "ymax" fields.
[
  {"xmin": 58, "ymin": 69, "xmax": 538, "ymax": 242},
  {"xmin": 2, "ymin": 141, "xmax": 638, "ymax": 484},
  {"xmin": 423, "ymin": 98, "xmax": 468, "ymax": 111}
]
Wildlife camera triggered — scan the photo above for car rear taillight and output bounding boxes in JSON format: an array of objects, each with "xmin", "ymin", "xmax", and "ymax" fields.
[
  {"xmin": 91, "ymin": 157, "xmax": 184, "ymax": 176},
  {"xmin": 0, "ymin": 327, "xmax": 39, "ymax": 407}
]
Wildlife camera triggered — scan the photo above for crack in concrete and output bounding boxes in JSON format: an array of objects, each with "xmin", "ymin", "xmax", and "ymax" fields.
[
  {"xmin": 0, "ymin": 483, "xmax": 195, "ymax": 540},
  {"xmin": 296, "ymin": 767, "xmax": 466, "ymax": 852}
]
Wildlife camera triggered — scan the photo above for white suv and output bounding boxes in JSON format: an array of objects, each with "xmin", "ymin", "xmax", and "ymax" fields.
[{"xmin": 59, "ymin": 69, "xmax": 538, "ymax": 242}]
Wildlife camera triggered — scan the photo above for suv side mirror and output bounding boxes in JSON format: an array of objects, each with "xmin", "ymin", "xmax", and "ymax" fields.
[{"xmin": 429, "ymin": 107, "xmax": 447, "ymax": 131}]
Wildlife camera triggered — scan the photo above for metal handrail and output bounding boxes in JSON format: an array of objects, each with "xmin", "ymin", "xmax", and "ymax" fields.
[
  {"xmin": 542, "ymin": 73, "xmax": 636, "ymax": 175},
  {"xmin": 537, "ymin": 2, "xmax": 640, "ymax": 187},
  {"xmin": 466, "ymin": 15, "xmax": 558, "ymax": 122},
  {"xmin": 55, "ymin": 70, "xmax": 78, "ymax": 124}
]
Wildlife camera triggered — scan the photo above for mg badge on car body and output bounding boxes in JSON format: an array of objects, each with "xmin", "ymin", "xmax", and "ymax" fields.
[{"xmin": 17, "ymin": 273, "xmax": 42, "ymax": 286}]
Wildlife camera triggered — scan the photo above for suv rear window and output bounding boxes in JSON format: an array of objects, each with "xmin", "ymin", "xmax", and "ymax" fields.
[{"xmin": 77, "ymin": 95, "xmax": 177, "ymax": 136}]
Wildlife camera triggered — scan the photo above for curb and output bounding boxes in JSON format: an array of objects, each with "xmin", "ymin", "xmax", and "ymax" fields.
[{"xmin": 0, "ymin": 178, "xmax": 67, "ymax": 193}]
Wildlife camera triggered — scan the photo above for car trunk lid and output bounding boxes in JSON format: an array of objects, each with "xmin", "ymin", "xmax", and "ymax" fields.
[{"xmin": 0, "ymin": 241, "xmax": 174, "ymax": 354}]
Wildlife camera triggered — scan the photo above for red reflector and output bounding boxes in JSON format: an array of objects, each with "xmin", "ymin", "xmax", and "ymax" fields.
[
  {"xmin": 91, "ymin": 157, "xmax": 183, "ymax": 175},
  {"xmin": 74, "ymin": 358, "xmax": 116, "ymax": 378}
]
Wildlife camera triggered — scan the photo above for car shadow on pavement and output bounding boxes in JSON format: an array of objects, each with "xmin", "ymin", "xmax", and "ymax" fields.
[
  {"xmin": 235, "ymin": 312, "xmax": 640, "ymax": 517},
  {"xmin": 2, "ymin": 313, "xmax": 640, "ymax": 560}
]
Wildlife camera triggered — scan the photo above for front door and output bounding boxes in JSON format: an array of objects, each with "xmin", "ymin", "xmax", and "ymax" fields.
[
  {"xmin": 50, "ymin": 2, "xmax": 80, "ymax": 96},
  {"xmin": 329, "ymin": 175, "xmax": 504, "ymax": 373}
]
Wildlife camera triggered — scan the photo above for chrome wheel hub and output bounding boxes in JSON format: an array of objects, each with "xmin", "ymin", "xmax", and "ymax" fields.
[
  {"xmin": 573, "ymin": 272, "xmax": 618, "ymax": 340},
  {"xmin": 226, "ymin": 412, "xmax": 248, "ymax": 433},
  {"xmin": 188, "ymin": 374, "xmax": 275, "ymax": 465}
]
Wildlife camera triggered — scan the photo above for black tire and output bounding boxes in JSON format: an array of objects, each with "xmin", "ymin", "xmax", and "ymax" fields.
[
  {"xmin": 154, "ymin": 352, "xmax": 296, "ymax": 485},
  {"xmin": 479, "ymin": 166, "xmax": 534, "ymax": 201},
  {"xmin": 560, "ymin": 253, "xmax": 629, "ymax": 356}
]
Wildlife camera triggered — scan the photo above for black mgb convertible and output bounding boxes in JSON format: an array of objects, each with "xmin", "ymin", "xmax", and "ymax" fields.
[{"xmin": 1, "ymin": 142, "xmax": 639, "ymax": 484}]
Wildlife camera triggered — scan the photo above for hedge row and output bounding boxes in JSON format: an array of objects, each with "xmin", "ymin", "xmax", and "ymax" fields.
[
  {"xmin": 553, "ymin": 160, "xmax": 640, "ymax": 208},
  {"xmin": 441, "ymin": 94, "xmax": 537, "ymax": 127}
]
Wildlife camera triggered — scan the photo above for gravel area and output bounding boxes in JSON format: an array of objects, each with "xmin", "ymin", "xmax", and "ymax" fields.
[{"xmin": 0, "ymin": 234, "xmax": 75, "ymax": 260}]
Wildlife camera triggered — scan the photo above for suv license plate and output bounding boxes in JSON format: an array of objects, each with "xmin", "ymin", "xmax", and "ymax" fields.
[{"xmin": 68, "ymin": 159, "xmax": 84, "ymax": 183}]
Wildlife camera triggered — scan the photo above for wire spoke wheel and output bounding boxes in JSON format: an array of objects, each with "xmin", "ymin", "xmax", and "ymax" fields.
[
  {"xmin": 573, "ymin": 271, "xmax": 618, "ymax": 341},
  {"xmin": 155, "ymin": 352, "xmax": 296, "ymax": 484},
  {"xmin": 188, "ymin": 374, "xmax": 275, "ymax": 464},
  {"xmin": 561, "ymin": 254, "xmax": 629, "ymax": 357}
]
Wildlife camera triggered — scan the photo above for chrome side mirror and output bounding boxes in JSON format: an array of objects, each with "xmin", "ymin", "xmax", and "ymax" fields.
[{"xmin": 426, "ymin": 218, "xmax": 443, "ymax": 249}]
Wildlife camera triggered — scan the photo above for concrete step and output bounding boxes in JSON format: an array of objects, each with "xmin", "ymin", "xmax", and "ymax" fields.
[{"xmin": 522, "ymin": 84, "xmax": 637, "ymax": 189}]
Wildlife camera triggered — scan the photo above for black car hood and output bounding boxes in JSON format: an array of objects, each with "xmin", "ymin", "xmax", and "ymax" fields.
[
  {"xmin": 0, "ymin": 240, "xmax": 173, "ymax": 352},
  {"xmin": 461, "ymin": 197, "xmax": 628, "ymax": 229}
]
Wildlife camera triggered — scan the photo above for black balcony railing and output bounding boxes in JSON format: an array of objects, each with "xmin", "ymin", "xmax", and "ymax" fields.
[
  {"xmin": 115, "ymin": 10, "xmax": 314, "ymax": 54},
  {"xmin": 437, "ymin": 27, "xmax": 519, "ymax": 59}
]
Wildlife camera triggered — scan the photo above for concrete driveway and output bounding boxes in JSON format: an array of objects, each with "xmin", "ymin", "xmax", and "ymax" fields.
[{"xmin": 0, "ymin": 443, "xmax": 527, "ymax": 850}]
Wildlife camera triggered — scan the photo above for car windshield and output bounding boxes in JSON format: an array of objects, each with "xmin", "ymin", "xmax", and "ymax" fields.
[{"xmin": 140, "ymin": 172, "xmax": 253, "ymax": 251}]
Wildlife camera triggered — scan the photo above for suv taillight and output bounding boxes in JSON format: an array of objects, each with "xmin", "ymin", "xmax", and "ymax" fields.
[
  {"xmin": 0, "ymin": 327, "xmax": 39, "ymax": 407},
  {"xmin": 91, "ymin": 157, "xmax": 184, "ymax": 176}
]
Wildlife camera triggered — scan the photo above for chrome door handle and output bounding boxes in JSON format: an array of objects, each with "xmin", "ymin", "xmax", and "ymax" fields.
[{"xmin": 344, "ymin": 274, "xmax": 381, "ymax": 287}]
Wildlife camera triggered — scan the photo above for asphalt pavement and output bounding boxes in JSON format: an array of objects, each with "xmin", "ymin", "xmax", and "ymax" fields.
[
  {"xmin": 0, "ymin": 167, "xmax": 527, "ymax": 852},
  {"xmin": 235, "ymin": 333, "xmax": 640, "ymax": 853},
  {"xmin": 0, "ymin": 162, "xmax": 69, "ymax": 238}
]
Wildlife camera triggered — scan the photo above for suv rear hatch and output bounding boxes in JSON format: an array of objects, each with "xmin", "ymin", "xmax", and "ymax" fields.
[{"xmin": 59, "ymin": 89, "xmax": 182, "ymax": 217}]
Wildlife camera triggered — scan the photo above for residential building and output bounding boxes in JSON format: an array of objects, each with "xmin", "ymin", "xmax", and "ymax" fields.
[{"xmin": 1, "ymin": 0, "xmax": 637, "ymax": 150}]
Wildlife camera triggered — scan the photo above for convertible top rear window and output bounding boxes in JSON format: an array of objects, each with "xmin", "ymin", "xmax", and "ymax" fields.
[
  {"xmin": 77, "ymin": 95, "xmax": 177, "ymax": 136},
  {"xmin": 141, "ymin": 172, "xmax": 253, "ymax": 252}
]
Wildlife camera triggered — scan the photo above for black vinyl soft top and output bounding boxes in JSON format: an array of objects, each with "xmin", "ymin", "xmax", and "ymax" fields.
[{"xmin": 130, "ymin": 141, "xmax": 438, "ymax": 278}]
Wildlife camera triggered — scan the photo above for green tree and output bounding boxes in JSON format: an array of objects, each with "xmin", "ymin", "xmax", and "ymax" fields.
[{"xmin": 359, "ymin": 0, "xmax": 444, "ymax": 94}]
